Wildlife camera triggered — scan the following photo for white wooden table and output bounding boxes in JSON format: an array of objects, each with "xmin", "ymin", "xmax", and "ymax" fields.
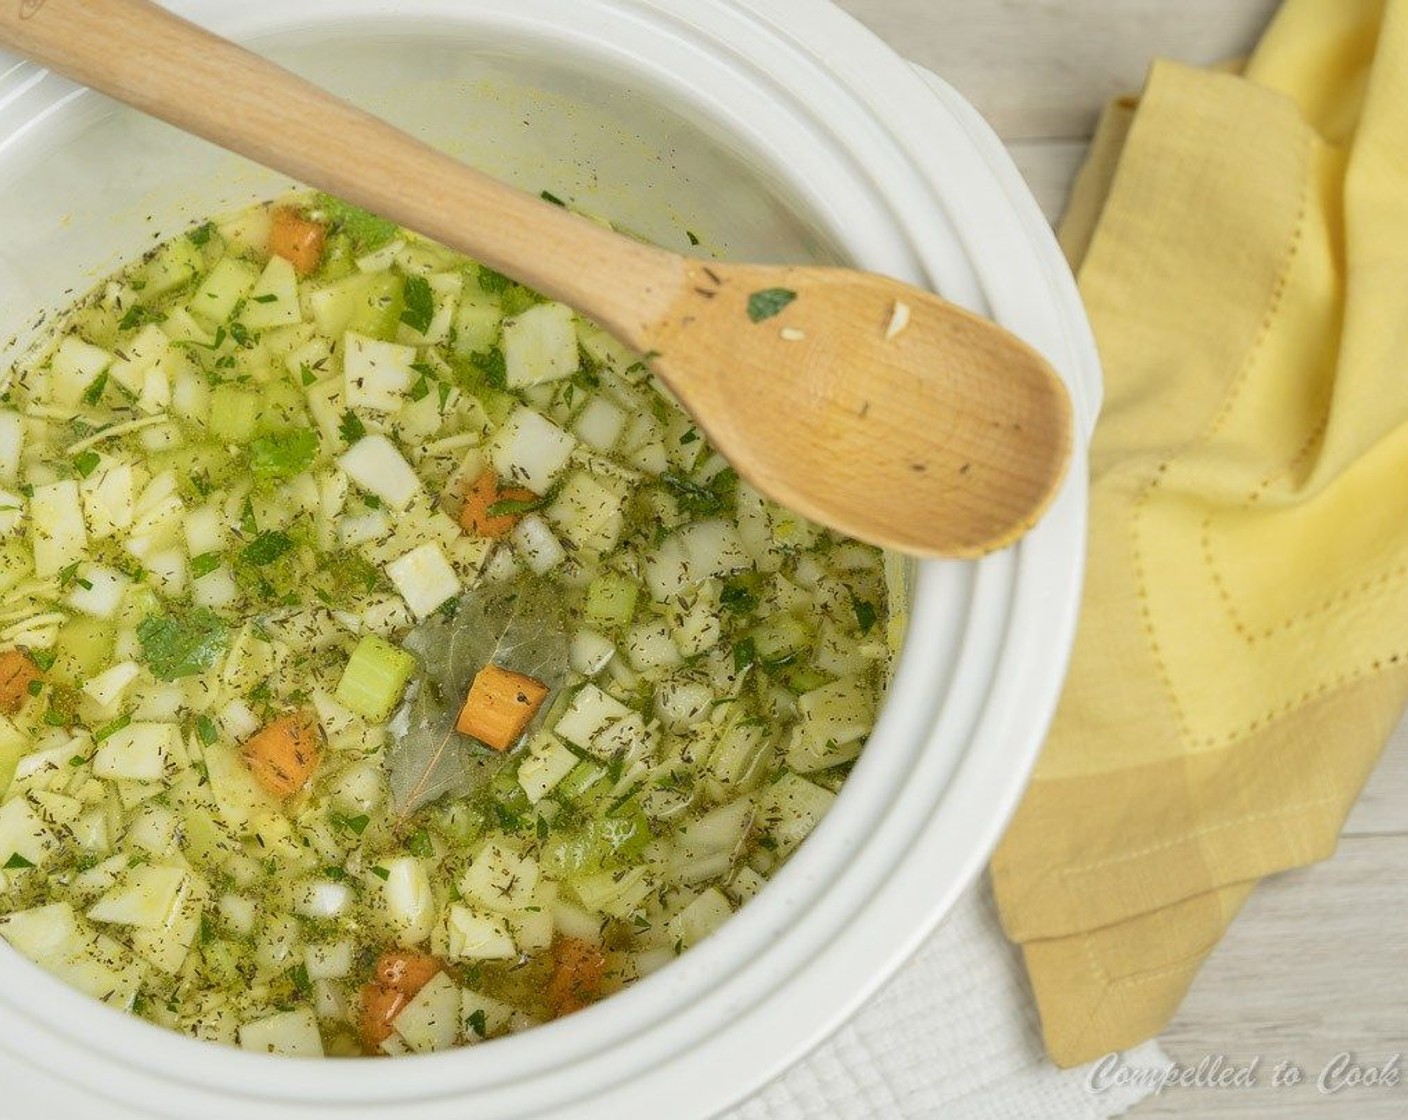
[{"xmin": 835, "ymin": 3, "xmax": 1408, "ymax": 1117}]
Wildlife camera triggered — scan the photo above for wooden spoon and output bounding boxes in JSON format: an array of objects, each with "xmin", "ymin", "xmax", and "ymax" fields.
[{"xmin": 0, "ymin": 0, "xmax": 1074, "ymax": 558}]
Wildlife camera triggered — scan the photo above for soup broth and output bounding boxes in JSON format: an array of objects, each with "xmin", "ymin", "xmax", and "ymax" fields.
[{"xmin": 0, "ymin": 196, "xmax": 894, "ymax": 1057}]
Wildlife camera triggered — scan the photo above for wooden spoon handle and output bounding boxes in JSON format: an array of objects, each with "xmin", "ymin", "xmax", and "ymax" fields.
[{"xmin": 0, "ymin": 0, "xmax": 680, "ymax": 342}]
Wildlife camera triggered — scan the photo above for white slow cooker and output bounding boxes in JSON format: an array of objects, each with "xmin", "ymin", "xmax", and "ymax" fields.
[{"xmin": 0, "ymin": 2, "xmax": 1100, "ymax": 1117}]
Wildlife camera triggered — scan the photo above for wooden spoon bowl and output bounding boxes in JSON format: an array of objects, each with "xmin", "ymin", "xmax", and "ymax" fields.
[{"xmin": 0, "ymin": 0, "xmax": 1073, "ymax": 559}]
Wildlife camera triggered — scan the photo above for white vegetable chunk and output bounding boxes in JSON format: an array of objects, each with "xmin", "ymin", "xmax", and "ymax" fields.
[
  {"xmin": 80, "ymin": 461, "xmax": 135, "ymax": 541},
  {"xmin": 517, "ymin": 734, "xmax": 579, "ymax": 805},
  {"xmin": 64, "ymin": 563, "xmax": 129, "ymax": 619},
  {"xmin": 339, "ymin": 434, "xmax": 422, "ymax": 510},
  {"xmin": 554, "ymin": 684, "xmax": 633, "ymax": 750},
  {"xmin": 82, "ymin": 661, "xmax": 141, "ymax": 708},
  {"xmin": 238, "ymin": 1008, "xmax": 325, "ymax": 1057},
  {"xmin": 48, "ymin": 336, "xmax": 113, "ymax": 407},
  {"xmin": 459, "ymin": 843, "xmax": 540, "ymax": 913},
  {"xmin": 378, "ymin": 855, "xmax": 434, "ymax": 943},
  {"xmin": 511, "ymin": 514, "xmax": 565, "ymax": 575},
  {"xmin": 343, "ymin": 332, "xmax": 415, "ymax": 412},
  {"xmin": 93, "ymin": 722, "xmax": 179, "ymax": 782},
  {"xmin": 294, "ymin": 879, "xmax": 353, "ymax": 920},
  {"xmin": 572, "ymin": 395, "xmax": 627, "ymax": 452},
  {"xmin": 489, "ymin": 408, "xmax": 577, "ymax": 493},
  {"xmin": 0, "ymin": 410, "xmax": 22, "ymax": 484},
  {"xmin": 569, "ymin": 629, "xmax": 616, "ymax": 677},
  {"xmin": 392, "ymin": 970, "xmax": 462, "ymax": 1054},
  {"xmin": 87, "ymin": 865, "xmax": 187, "ymax": 929},
  {"xmin": 29, "ymin": 480, "xmax": 87, "ymax": 578},
  {"xmin": 385, "ymin": 542, "xmax": 460, "ymax": 619},
  {"xmin": 0, "ymin": 798, "xmax": 58, "ymax": 869},
  {"xmin": 241, "ymin": 255, "xmax": 303, "ymax": 330},
  {"xmin": 446, "ymin": 905, "xmax": 517, "ymax": 961},
  {"xmin": 502, "ymin": 302, "xmax": 579, "ymax": 388}
]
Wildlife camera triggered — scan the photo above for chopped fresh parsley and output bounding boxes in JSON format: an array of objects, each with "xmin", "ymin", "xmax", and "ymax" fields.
[
  {"xmin": 72, "ymin": 450, "xmax": 100, "ymax": 478},
  {"xmin": 473, "ymin": 346, "xmax": 508, "ymax": 391},
  {"xmin": 94, "ymin": 713, "xmax": 132, "ymax": 742},
  {"xmin": 747, "ymin": 287, "xmax": 798, "ymax": 323},
  {"xmin": 851, "ymin": 595, "xmax": 878, "ymax": 636},
  {"xmin": 332, "ymin": 812, "xmax": 371, "ymax": 837},
  {"xmin": 338, "ymin": 410, "xmax": 366, "ymax": 444},
  {"xmin": 400, "ymin": 274, "xmax": 435, "ymax": 334},
  {"xmin": 81, "ymin": 372, "xmax": 109, "ymax": 407},
  {"xmin": 187, "ymin": 221, "xmax": 216, "ymax": 247},
  {"xmin": 406, "ymin": 829, "xmax": 434, "ymax": 858},
  {"xmin": 540, "ymin": 189, "xmax": 566, "ymax": 207},
  {"xmin": 190, "ymin": 551, "xmax": 223, "ymax": 579},
  {"xmin": 720, "ymin": 578, "xmax": 759, "ymax": 614},
  {"xmin": 313, "ymin": 194, "xmax": 398, "ymax": 254},
  {"xmin": 476, "ymin": 266, "xmax": 511, "ymax": 295},
  {"xmin": 370, "ymin": 866, "xmax": 391, "ymax": 881},
  {"xmin": 2, "ymin": 853, "xmax": 36, "ymax": 870},
  {"xmin": 240, "ymin": 530, "xmax": 295, "ymax": 567},
  {"xmin": 466, "ymin": 1009, "xmax": 488, "ymax": 1038},
  {"xmin": 136, "ymin": 608, "xmax": 231, "ymax": 681},
  {"xmin": 196, "ymin": 714, "xmax": 219, "ymax": 746},
  {"xmin": 485, "ymin": 496, "xmax": 546, "ymax": 519},
  {"xmin": 733, "ymin": 636, "xmax": 757, "ymax": 672},
  {"xmin": 249, "ymin": 429, "xmax": 318, "ymax": 480},
  {"xmin": 662, "ymin": 468, "xmax": 738, "ymax": 518}
]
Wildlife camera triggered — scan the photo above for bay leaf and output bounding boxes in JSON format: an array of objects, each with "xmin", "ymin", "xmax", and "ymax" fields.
[{"xmin": 386, "ymin": 581, "xmax": 570, "ymax": 818}]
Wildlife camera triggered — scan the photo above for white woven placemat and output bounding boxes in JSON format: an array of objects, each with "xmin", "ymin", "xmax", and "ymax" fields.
[{"xmin": 729, "ymin": 878, "xmax": 1169, "ymax": 1120}]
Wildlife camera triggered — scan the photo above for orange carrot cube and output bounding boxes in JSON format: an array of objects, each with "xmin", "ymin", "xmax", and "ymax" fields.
[
  {"xmin": 458, "ymin": 469, "xmax": 540, "ymax": 540},
  {"xmin": 455, "ymin": 664, "xmax": 549, "ymax": 751},
  {"xmin": 547, "ymin": 936, "xmax": 608, "ymax": 1018},
  {"xmin": 0, "ymin": 649, "xmax": 41, "ymax": 715},
  {"xmin": 268, "ymin": 206, "xmax": 327, "ymax": 276},
  {"xmin": 242, "ymin": 711, "xmax": 321, "ymax": 798},
  {"xmin": 359, "ymin": 950, "xmax": 442, "ymax": 1052}
]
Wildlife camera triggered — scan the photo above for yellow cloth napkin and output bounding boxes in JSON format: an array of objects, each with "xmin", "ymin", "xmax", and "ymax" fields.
[{"xmin": 991, "ymin": 0, "xmax": 1408, "ymax": 1067}]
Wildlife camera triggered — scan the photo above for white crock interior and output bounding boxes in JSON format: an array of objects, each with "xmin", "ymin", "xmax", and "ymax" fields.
[{"xmin": 0, "ymin": 3, "xmax": 1098, "ymax": 1118}]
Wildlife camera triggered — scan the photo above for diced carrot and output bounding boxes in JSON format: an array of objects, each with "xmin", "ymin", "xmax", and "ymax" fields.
[
  {"xmin": 458, "ymin": 469, "xmax": 540, "ymax": 540},
  {"xmin": 546, "ymin": 936, "xmax": 607, "ymax": 1018},
  {"xmin": 0, "ymin": 649, "xmax": 41, "ymax": 715},
  {"xmin": 455, "ymin": 664, "xmax": 549, "ymax": 752},
  {"xmin": 358, "ymin": 950, "xmax": 442, "ymax": 1052},
  {"xmin": 268, "ymin": 206, "xmax": 327, "ymax": 276},
  {"xmin": 241, "ymin": 711, "xmax": 321, "ymax": 798}
]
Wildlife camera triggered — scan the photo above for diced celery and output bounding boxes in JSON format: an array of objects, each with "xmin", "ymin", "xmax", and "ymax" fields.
[
  {"xmin": 208, "ymin": 385, "xmax": 260, "ymax": 444},
  {"xmin": 452, "ymin": 294, "xmax": 504, "ymax": 355},
  {"xmin": 188, "ymin": 257, "xmax": 260, "ymax": 325},
  {"xmin": 0, "ymin": 715, "xmax": 25, "ymax": 797},
  {"xmin": 49, "ymin": 615, "xmax": 115, "ymax": 685},
  {"xmin": 309, "ymin": 271, "xmax": 403, "ymax": 341},
  {"xmin": 255, "ymin": 380, "xmax": 308, "ymax": 433},
  {"xmin": 584, "ymin": 572, "xmax": 639, "ymax": 629},
  {"xmin": 136, "ymin": 235, "xmax": 204, "ymax": 300},
  {"xmin": 750, "ymin": 613, "xmax": 811, "ymax": 665},
  {"xmin": 666, "ymin": 887, "xmax": 733, "ymax": 949},
  {"xmin": 334, "ymin": 634, "xmax": 416, "ymax": 722}
]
